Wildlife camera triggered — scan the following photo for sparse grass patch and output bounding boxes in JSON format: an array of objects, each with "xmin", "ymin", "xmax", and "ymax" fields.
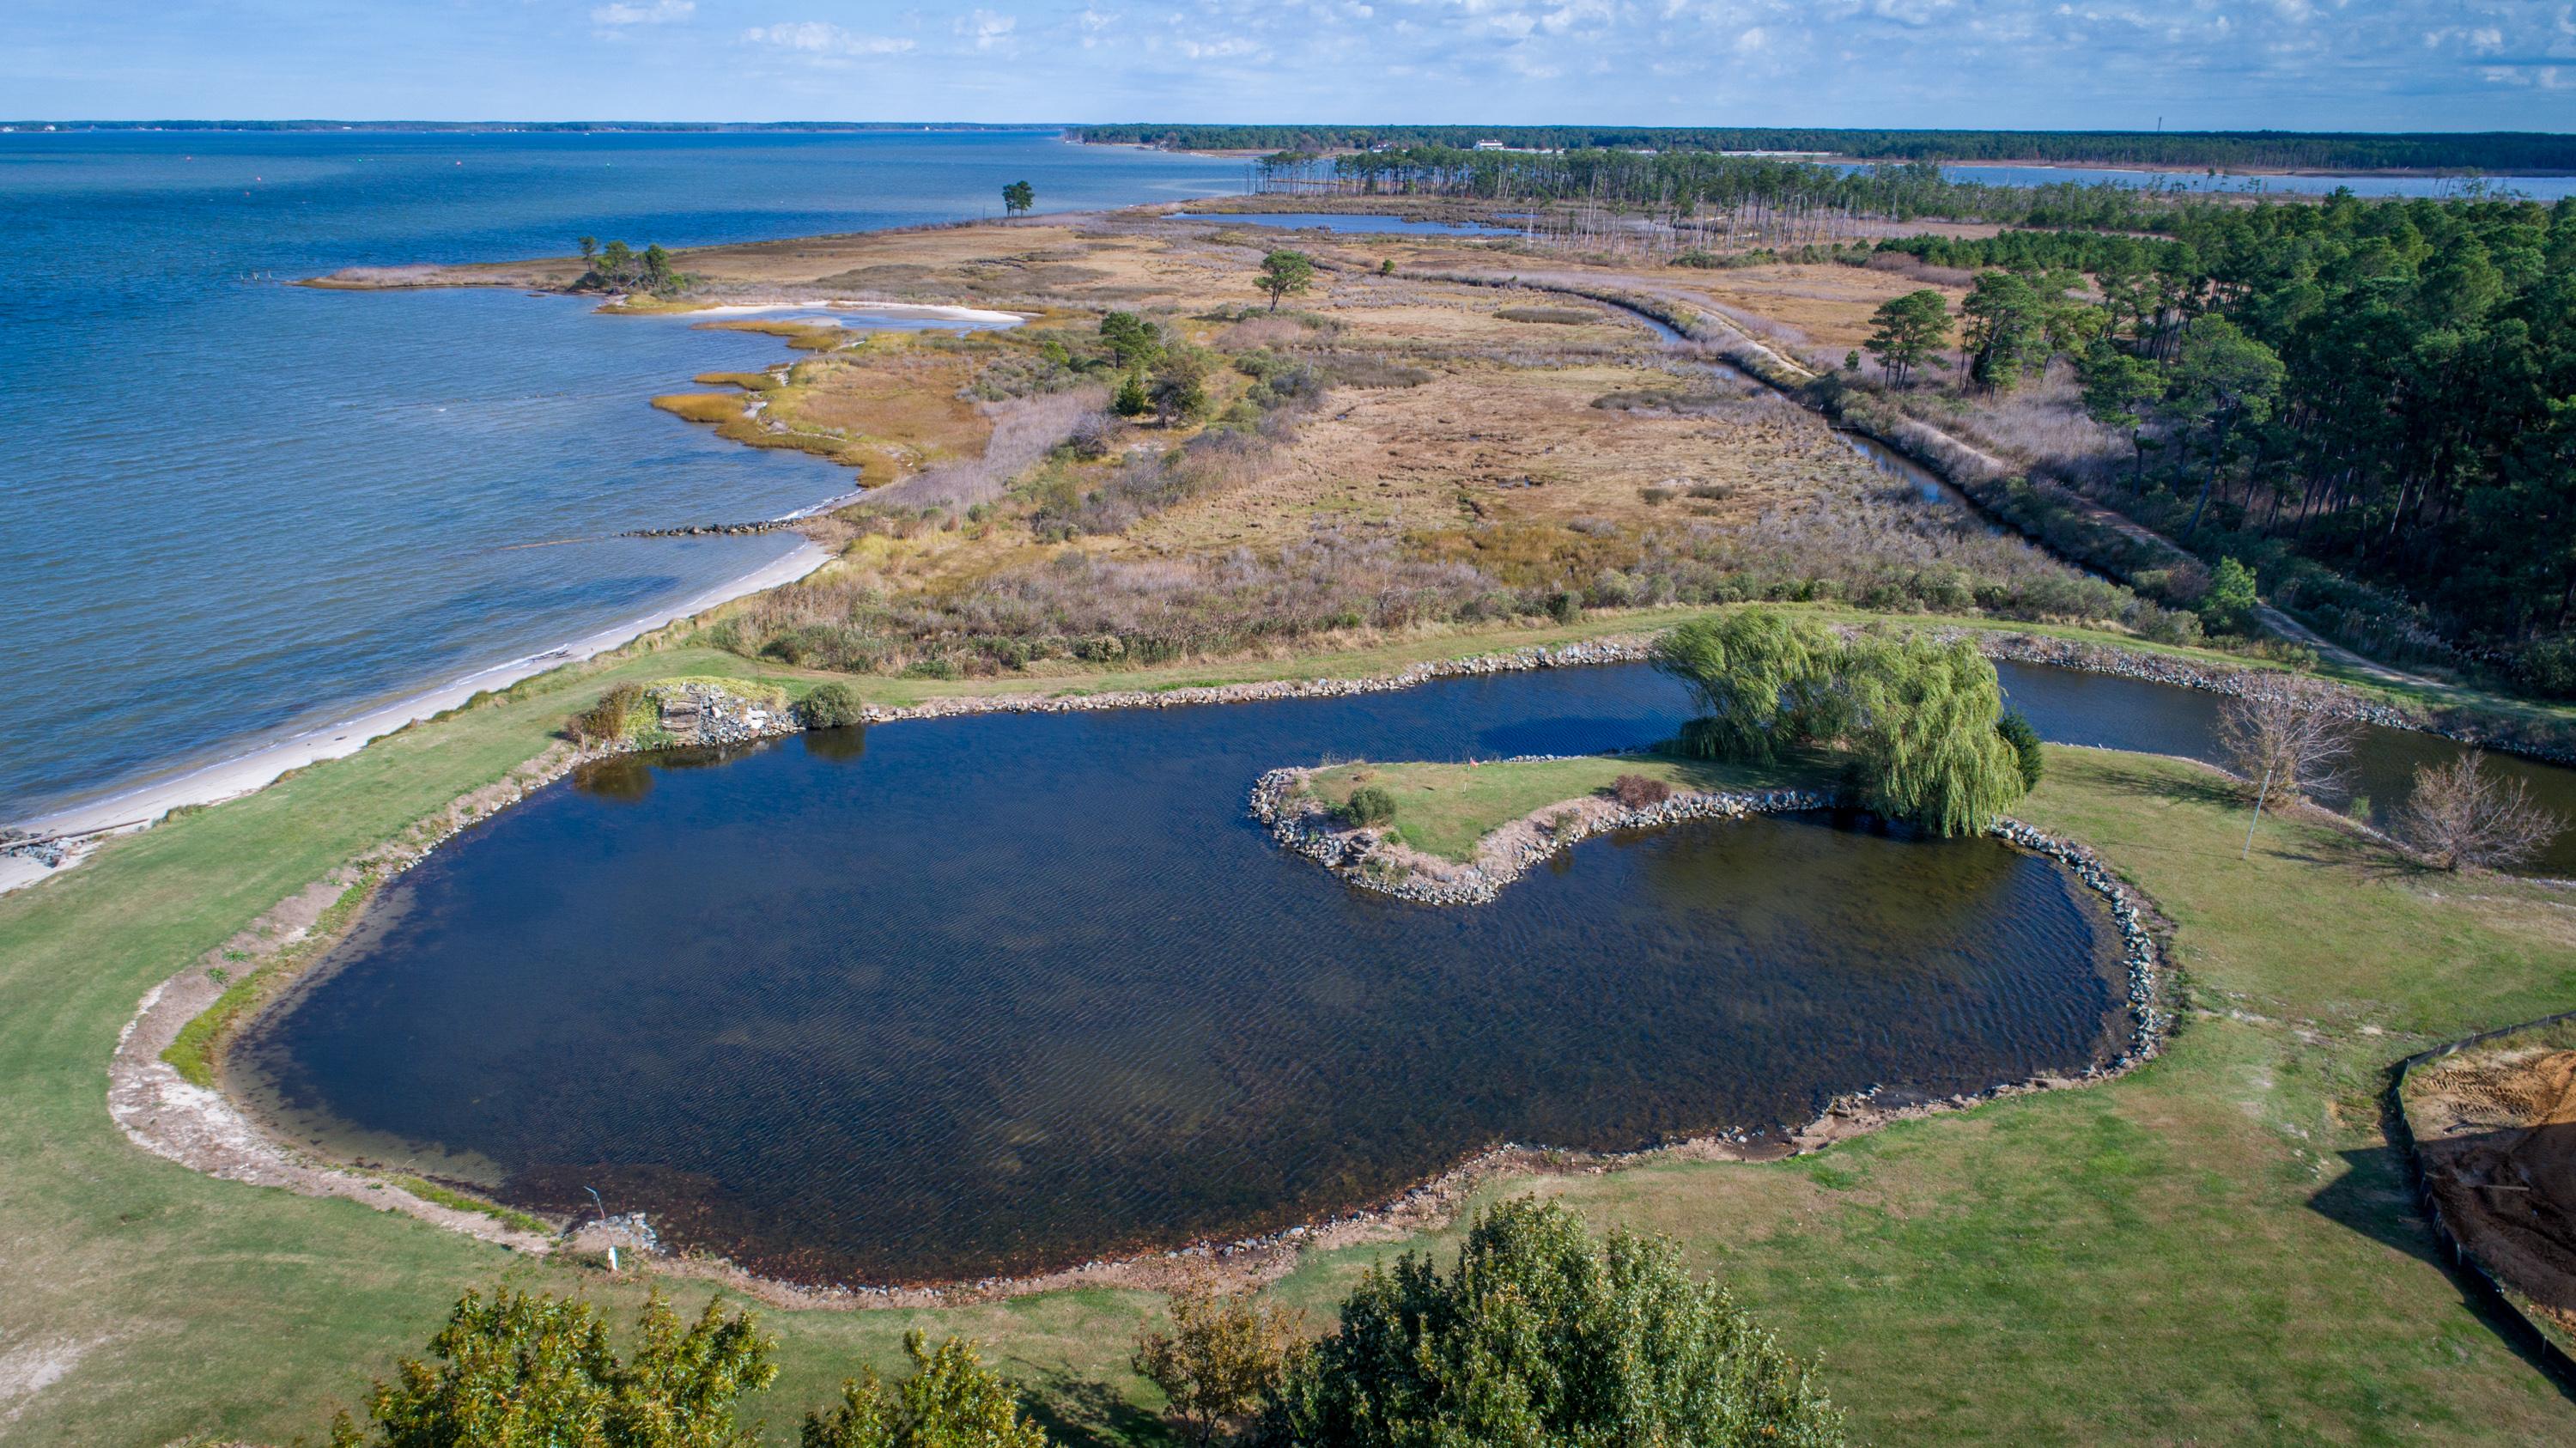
[{"xmin": 1303, "ymin": 751, "xmax": 1824, "ymax": 861}]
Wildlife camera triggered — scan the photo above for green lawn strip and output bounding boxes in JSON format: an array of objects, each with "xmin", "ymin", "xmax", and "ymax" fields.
[
  {"xmin": 8, "ymin": 615, "xmax": 2576, "ymax": 1441},
  {"xmin": 1265, "ymin": 749, "xmax": 2576, "ymax": 1443},
  {"xmin": 1301, "ymin": 751, "xmax": 1825, "ymax": 861},
  {"xmin": 386, "ymin": 1177, "xmax": 553, "ymax": 1238}
]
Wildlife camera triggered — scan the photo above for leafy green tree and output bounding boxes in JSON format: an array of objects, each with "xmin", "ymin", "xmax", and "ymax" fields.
[
  {"xmin": 598, "ymin": 240, "xmax": 635, "ymax": 288},
  {"xmin": 642, "ymin": 243, "xmax": 677, "ymax": 294},
  {"xmin": 2200, "ymin": 556, "xmax": 2260, "ymax": 635},
  {"xmin": 1997, "ymin": 709, "xmax": 2046, "ymax": 791},
  {"xmin": 1256, "ymin": 249, "xmax": 1315, "ymax": 312},
  {"xmin": 2169, "ymin": 314, "xmax": 2284, "ymax": 538},
  {"xmin": 1842, "ymin": 633, "xmax": 2029, "ymax": 837},
  {"xmin": 1097, "ymin": 310, "xmax": 1163, "ymax": 368},
  {"xmin": 801, "ymin": 1331, "xmax": 1048, "ymax": 1448},
  {"xmin": 328, "ymin": 1287, "xmax": 776, "ymax": 1448},
  {"xmin": 1862, "ymin": 288, "xmax": 1948, "ymax": 389},
  {"xmin": 1002, "ymin": 180, "xmax": 1035, "ymax": 218},
  {"xmin": 1651, "ymin": 609, "xmax": 1842, "ymax": 763},
  {"xmin": 2075, "ymin": 339, "xmax": 2165, "ymax": 490},
  {"xmin": 1150, "ymin": 348, "xmax": 1213, "ymax": 425},
  {"xmin": 1959, "ymin": 271, "xmax": 2051, "ymax": 392},
  {"xmin": 1133, "ymin": 1282, "xmax": 1307, "ymax": 1445},
  {"xmin": 1111, "ymin": 369, "xmax": 1152, "ymax": 418},
  {"xmin": 579, "ymin": 235, "xmax": 599, "ymax": 265},
  {"xmin": 1260, "ymin": 1197, "xmax": 1844, "ymax": 1447}
]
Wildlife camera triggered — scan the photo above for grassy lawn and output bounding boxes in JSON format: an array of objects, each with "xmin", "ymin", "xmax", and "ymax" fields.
[
  {"xmin": 6, "ymin": 609, "xmax": 2576, "ymax": 1442},
  {"xmin": 1302, "ymin": 751, "xmax": 1823, "ymax": 861}
]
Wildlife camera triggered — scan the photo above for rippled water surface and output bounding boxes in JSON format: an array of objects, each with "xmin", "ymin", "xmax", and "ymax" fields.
[
  {"xmin": 242, "ymin": 664, "xmax": 2129, "ymax": 1286},
  {"xmin": 0, "ymin": 131, "xmax": 1239, "ymax": 820}
]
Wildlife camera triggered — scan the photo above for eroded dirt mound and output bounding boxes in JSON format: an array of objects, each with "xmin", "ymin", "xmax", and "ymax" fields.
[{"xmin": 2411, "ymin": 1046, "xmax": 2576, "ymax": 1335}]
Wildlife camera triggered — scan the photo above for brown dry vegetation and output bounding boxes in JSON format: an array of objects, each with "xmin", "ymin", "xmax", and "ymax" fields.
[{"xmin": 383, "ymin": 209, "xmax": 2190, "ymax": 678}]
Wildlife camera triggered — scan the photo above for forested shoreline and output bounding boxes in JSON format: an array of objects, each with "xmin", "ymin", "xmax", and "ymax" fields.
[
  {"xmin": 1077, "ymin": 125, "xmax": 2576, "ymax": 173},
  {"xmin": 1850, "ymin": 196, "xmax": 2576, "ymax": 691}
]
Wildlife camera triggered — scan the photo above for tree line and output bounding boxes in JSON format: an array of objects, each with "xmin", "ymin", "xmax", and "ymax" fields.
[
  {"xmin": 1862, "ymin": 193, "xmax": 2576, "ymax": 686},
  {"xmin": 317, "ymin": 1198, "xmax": 1846, "ymax": 1446},
  {"xmin": 1072, "ymin": 125, "xmax": 2576, "ymax": 173},
  {"xmin": 1248, "ymin": 150, "xmax": 2189, "ymax": 234}
]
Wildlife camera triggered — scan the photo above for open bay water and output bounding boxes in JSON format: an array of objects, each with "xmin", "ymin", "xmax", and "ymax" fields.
[
  {"xmin": 0, "ymin": 130, "xmax": 1239, "ymax": 822},
  {"xmin": 241, "ymin": 661, "xmax": 2132, "ymax": 1287}
]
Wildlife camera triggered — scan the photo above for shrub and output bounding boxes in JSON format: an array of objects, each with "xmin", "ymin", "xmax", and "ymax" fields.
[
  {"xmin": 800, "ymin": 682, "xmax": 865, "ymax": 729},
  {"xmin": 1610, "ymin": 773, "xmax": 1673, "ymax": 808},
  {"xmin": 1997, "ymin": 709, "xmax": 2046, "ymax": 790},
  {"xmin": 571, "ymin": 683, "xmax": 647, "ymax": 744},
  {"xmin": 325, "ymin": 1287, "xmax": 775, "ymax": 1448},
  {"xmin": 1133, "ymin": 1282, "xmax": 1306, "ymax": 1446},
  {"xmin": 802, "ymin": 1332, "xmax": 1048, "ymax": 1448},
  {"xmin": 1260, "ymin": 1197, "xmax": 1844, "ymax": 1447},
  {"xmin": 1342, "ymin": 785, "xmax": 1398, "ymax": 827},
  {"xmin": 2200, "ymin": 557, "xmax": 2259, "ymax": 636},
  {"xmin": 2395, "ymin": 752, "xmax": 2562, "ymax": 871},
  {"xmin": 1545, "ymin": 590, "xmax": 1583, "ymax": 624}
]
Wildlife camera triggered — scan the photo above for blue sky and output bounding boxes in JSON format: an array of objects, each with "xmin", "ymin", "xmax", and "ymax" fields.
[{"xmin": 8, "ymin": 1, "xmax": 2572, "ymax": 130}]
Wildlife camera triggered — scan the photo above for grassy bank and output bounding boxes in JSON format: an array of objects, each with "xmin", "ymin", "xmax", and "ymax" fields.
[
  {"xmin": 6, "ymin": 607, "xmax": 2576, "ymax": 1442},
  {"xmin": 1301, "ymin": 751, "xmax": 1820, "ymax": 861}
]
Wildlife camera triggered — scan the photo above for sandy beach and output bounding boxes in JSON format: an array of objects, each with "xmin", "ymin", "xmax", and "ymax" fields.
[{"xmin": 0, "ymin": 539, "xmax": 834, "ymax": 896}]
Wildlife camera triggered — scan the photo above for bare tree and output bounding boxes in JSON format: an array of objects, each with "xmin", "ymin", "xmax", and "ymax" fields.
[
  {"xmin": 2395, "ymin": 751, "xmax": 2562, "ymax": 871},
  {"xmin": 2216, "ymin": 676, "xmax": 2354, "ymax": 858}
]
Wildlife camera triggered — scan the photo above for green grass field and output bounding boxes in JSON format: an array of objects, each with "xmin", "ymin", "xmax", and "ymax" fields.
[
  {"xmin": 5, "ymin": 613, "xmax": 2576, "ymax": 1444},
  {"xmin": 1302, "ymin": 751, "xmax": 1822, "ymax": 861}
]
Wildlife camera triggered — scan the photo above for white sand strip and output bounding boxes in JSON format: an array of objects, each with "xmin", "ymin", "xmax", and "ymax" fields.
[
  {"xmin": 3, "ymin": 541, "xmax": 835, "ymax": 893},
  {"xmin": 682, "ymin": 301, "xmax": 1026, "ymax": 325}
]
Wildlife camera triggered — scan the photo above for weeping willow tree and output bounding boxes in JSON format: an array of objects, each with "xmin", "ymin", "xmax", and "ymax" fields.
[
  {"xmin": 1653, "ymin": 610, "xmax": 2028, "ymax": 836},
  {"xmin": 1841, "ymin": 633, "xmax": 2028, "ymax": 836},
  {"xmin": 1651, "ymin": 611, "xmax": 1844, "ymax": 762}
]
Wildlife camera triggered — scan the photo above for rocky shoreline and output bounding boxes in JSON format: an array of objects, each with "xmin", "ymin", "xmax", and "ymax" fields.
[
  {"xmin": 119, "ymin": 619, "xmax": 2494, "ymax": 1311},
  {"xmin": 1249, "ymin": 755, "xmax": 2166, "ymax": 1085}
]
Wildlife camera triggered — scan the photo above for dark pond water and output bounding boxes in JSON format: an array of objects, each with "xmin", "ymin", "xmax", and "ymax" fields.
[
  {"xmin": 1996, "ymin": 661, "xmax": 2576, "ymax": 879},
  {"xmin": 240, "ymin": 663, "xmax": 2130, "ymax": 1287}
]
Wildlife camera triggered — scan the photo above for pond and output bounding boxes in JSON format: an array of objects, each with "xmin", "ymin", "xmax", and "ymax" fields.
[
  {"xmin": 236, "ymin": 656, "xmax": 2576, "ymax": 1287},
  {"xmin": 239, "ymin": 663, "xmax": 2132, "ymax": 1287}
]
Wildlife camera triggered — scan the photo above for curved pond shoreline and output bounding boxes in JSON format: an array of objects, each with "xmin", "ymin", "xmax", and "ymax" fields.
[
  {"xmin": 200, "ymin": 646, "xmax": 2139, "ymax": 1296},
  {"xmin": 114, "ymin": 618, "xmax": 2559, "ymax": 1305}
]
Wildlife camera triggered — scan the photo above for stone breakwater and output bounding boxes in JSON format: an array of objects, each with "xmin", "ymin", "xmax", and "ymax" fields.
[{"xmin": 1250, "ymin": 764, "xmax": 1831, "ymax": 906}]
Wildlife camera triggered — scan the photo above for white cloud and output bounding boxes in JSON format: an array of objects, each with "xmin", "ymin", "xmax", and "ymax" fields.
[
  {"xmin": 592, "ymin": 0, "xmax": 693, "ymax": 23},
  {"xmin": 740, "ymin": 21, "xmax": 915, "ymax": 54},
  {"xmin": 959, "ymin": 9, "xmax": 1019, "ymax": 48}
]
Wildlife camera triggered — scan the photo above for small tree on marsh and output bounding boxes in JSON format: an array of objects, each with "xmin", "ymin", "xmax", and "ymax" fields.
[
  {"xmin": 2396, "ymin": 752, "xmax": 2562, "ymax": 872},
  {"xmin": 1256, "ymin": 249, "xmax": 1315, "ymax": 311},
  {"xmin": 1862, "ymin": 289, "xmax": 1949, "ymax": 389},
  {"xmin": 2076, "ymin": 338, "xmax": 2164, "ymax": 490},
  {"xmin": 1150, "ymin": 348, "xmax": 1214, "ymax": 425},
  {"xmin": 1002, "ymin": 179, "xmax": 1036, "ymax": 218},
  {"xmin": 1133, "ymin": 1281, "xmax": 1307, "ymax": 1445},
  {"xmin": 1098, "ymin": 310, "xmax": 1163, "ymax": 368}
]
